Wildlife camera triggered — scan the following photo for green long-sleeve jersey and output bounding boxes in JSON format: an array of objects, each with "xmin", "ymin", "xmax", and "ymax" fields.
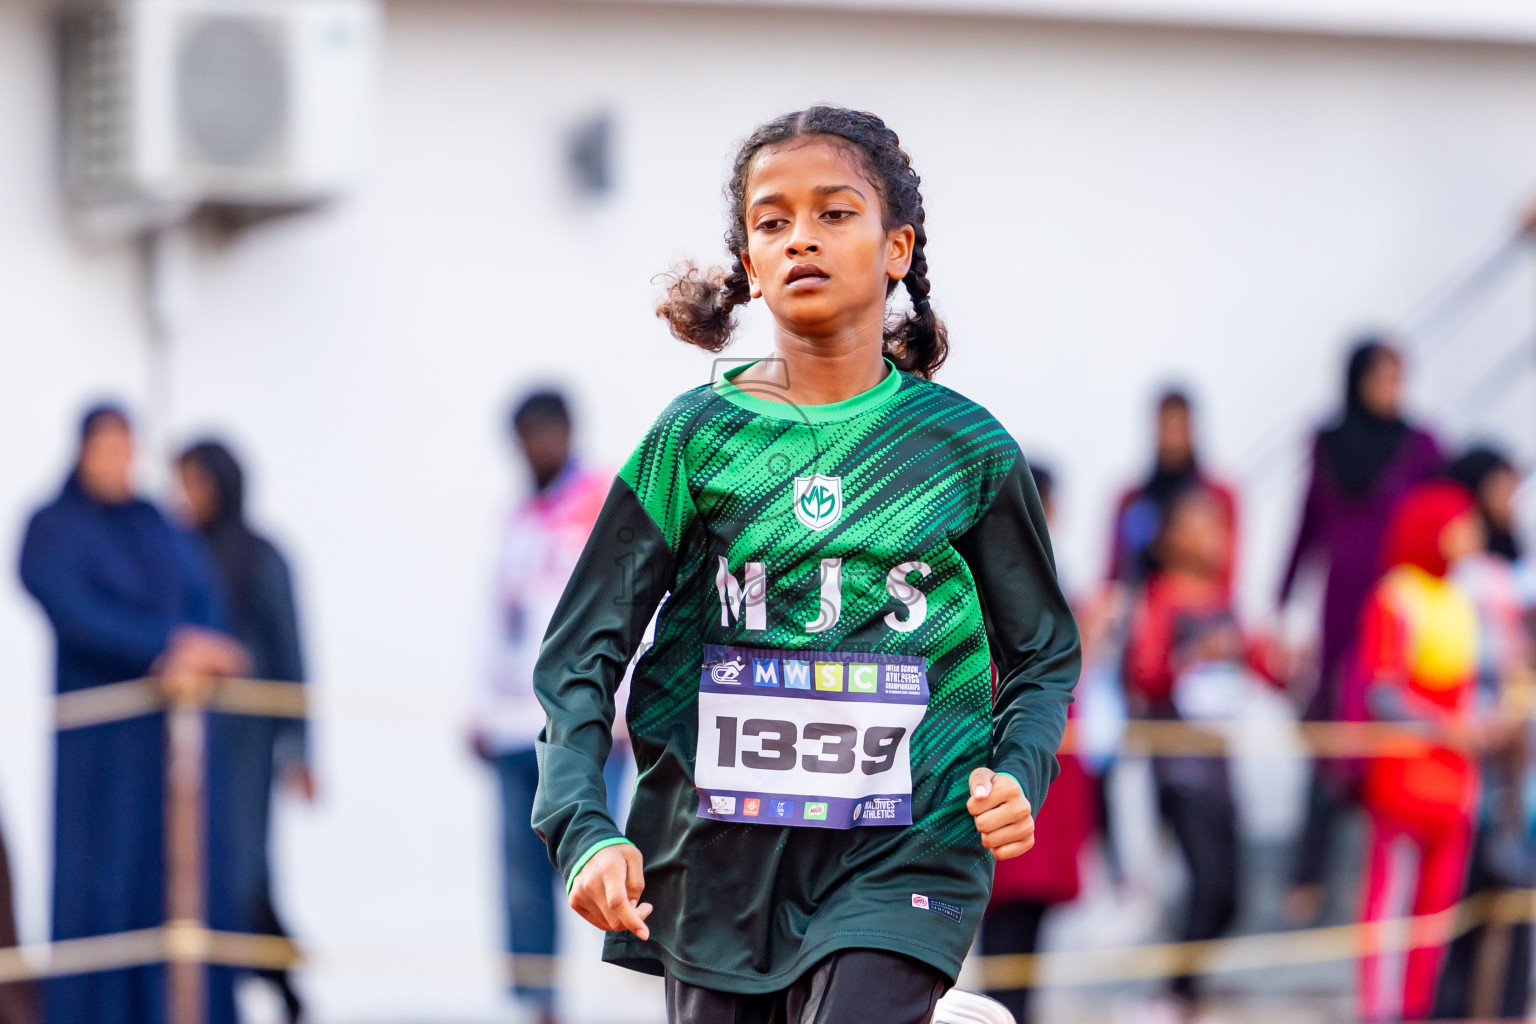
[{"xmin": 532, "ymin": 357, "xmax": 1080, "ymax": 993}]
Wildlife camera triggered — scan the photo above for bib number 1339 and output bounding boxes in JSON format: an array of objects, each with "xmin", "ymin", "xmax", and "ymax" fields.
[{"xmin": 694, "ymin": 644, "xmax": 929, "ymax": 829}]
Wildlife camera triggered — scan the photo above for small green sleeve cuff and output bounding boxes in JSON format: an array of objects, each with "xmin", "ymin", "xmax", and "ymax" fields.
[
  {"xmin": 995, "ymin": 771, "xmax": 1032, "ymax": 808},
  {"xmin": 565, "ymin": 837, "xmax": 635, "ymax": 894}
]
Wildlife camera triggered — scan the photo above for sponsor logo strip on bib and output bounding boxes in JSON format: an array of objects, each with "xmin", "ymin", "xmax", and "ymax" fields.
[{"xmin": 695, "ymin": 644, "xmax": 929, "ymax": 829}]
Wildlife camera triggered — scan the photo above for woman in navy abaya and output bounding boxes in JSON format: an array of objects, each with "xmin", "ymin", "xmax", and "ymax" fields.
[{"xmin": 18, "ymin": 405, "xmax": 247, "ymax": 1024}]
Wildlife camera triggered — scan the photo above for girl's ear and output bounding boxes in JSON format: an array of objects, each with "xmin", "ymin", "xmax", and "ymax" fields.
[
  {"xmin": 741, "ymin": 250, "xmax": 764, "ymax": 299},
  {"xmin": 886, "ymin": 224, "xmax": 915, "ymax": 283}
]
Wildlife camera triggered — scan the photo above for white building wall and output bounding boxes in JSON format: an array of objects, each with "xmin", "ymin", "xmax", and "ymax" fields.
[{"xmin": 3, "ymin": 0, "xmax": 1536, "ymax": 1018}]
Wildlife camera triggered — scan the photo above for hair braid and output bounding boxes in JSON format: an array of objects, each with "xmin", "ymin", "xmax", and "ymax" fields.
[{"xmin": 885, "ymin": 218, "xmax": 948, "ymax": 379}]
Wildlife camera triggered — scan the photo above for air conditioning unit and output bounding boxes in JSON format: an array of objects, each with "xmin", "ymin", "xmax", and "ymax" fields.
[{"xmin": 60, "ymin": 0, "xmax": 379, "ymax": 238}]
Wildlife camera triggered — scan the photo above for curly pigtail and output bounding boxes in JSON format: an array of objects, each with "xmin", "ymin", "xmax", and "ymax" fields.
[{"xmin": 655, "ymin": 257, "xmax": 752, "ymax": 352}]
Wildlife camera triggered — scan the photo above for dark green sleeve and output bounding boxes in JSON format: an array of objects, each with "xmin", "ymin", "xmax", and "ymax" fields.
[
  {"xmin": 951, "ymin": 447, "xmax": 1081, "ymax": 813},
  {"xmin": 532, "ymin": 403, "xmax": 696, "ymax": 889}
]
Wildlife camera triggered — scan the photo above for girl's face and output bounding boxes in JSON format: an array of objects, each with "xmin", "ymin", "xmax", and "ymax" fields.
[{"xmin": 739, "ymin": 137, "xmax": 914, "ymax": 339}]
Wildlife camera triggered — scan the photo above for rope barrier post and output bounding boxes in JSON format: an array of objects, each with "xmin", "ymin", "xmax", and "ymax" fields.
[{"xmin": 165, "ymin": 683, "xmax": 208, "ymax": 1024}]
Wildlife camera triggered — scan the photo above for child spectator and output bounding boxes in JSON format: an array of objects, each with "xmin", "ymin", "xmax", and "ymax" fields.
[
  {"xmin": 1354, "ymin": 481, "xmax": 1500, "ymax": 1021},
  {"xmin": 1123, "ymin": 486, "xmax": 1284, "ymax": 1014}
]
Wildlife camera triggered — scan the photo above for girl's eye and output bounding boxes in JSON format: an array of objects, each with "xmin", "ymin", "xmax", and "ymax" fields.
[
  {"xmin": 755, "ymin": 217, "xmax": 787, "ymax": 232},
  {"xmin": 823, "ymin": 210, "xmax": 854, "ymax": 221}
]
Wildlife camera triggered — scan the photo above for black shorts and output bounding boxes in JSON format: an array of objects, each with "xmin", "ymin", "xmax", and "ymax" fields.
[{"xmin": 664, "ymin": 949, "xmax": 948, "ymax": 1024}]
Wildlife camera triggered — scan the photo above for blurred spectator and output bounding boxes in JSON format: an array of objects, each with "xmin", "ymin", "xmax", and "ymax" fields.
[
  {"xmin": 1434, "ymin": 447, "xmax": 1535, "ymax": 1019},
  {"xmin": 1448, "ymin": 446, "xmax": 1524, "ymax": 565},
  {"xmin": 981, "ymin": 463, "xmax": 1096, "ymax": 1024},
  {"xmin": 176, "ymin": 440, "xmax": 312, "ymax": 1024},
  {"xmin": 469, "ymin": 390, "xmax": 615, "ymax": 1024},
  {"xmin": 1093, "ymin": 388, "xmax": 1237, "ymax": 892},
  {"xmin": 1122, "ymin": 487, "xmax": 1283, "ymax": 1014},
  {"xmin": 0, "ymin": 806, "xmax": 33, "ymax": 1024},
  {"xmin": 1280, "ymin": 339, "xmax": 1443, "ymax": 919},
  {"xmin": 1355, "ymin": 481, "xmax": 1497, "ymax": 1022},
  {"xmin": 18, "ymin": 405, "xmax": 247, "ymax": 1024},
  {"xmin": 1105, "ymin": 388, "xmax": 1238, "ymax": 596}
]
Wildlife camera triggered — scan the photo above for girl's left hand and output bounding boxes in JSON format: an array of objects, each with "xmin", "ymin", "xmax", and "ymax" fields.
[{"xmin": 967, "ymin": 767, "xmax": 1035, "ymax": 860}]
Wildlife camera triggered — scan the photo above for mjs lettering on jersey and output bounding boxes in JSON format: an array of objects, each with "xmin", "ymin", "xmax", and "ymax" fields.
[
  {"xmin": 695, "ymin": 644, "xmax": 930, "ymax": 829},
  {"xmin": 715, "ymin": 556, "xmax": 934, "ymax": 635}
]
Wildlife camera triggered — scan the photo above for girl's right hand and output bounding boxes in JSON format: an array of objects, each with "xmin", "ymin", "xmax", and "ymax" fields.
[{"xmin": 568, "ymin": 844, "xmax": 652, "ymax": 940}]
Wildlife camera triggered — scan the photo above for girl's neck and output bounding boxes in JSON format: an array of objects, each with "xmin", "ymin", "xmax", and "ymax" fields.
[{"xmin": 737, "ymin": 328, "xmax": 888, "ymax": 406}]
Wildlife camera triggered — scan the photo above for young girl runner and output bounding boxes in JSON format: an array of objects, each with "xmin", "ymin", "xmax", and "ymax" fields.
[{"xmin": 532, "ymin": 106, "xmax": 1080, "ymax": 1023}]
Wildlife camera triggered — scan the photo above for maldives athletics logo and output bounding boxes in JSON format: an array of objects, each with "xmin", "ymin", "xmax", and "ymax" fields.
[{"xmin": 794, "ymin": 474, "xmax": 843, "ymax": 531}]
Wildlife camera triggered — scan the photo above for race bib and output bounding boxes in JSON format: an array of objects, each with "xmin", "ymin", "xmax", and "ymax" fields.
[{"xmin": 694, "ymin": 644, "xmax": 929, "ymax": 829}]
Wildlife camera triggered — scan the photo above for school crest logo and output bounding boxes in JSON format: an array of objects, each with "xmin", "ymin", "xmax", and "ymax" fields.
[{"xmin": 794, "ymin": 475, "xmax": 843, "ymax": 531}]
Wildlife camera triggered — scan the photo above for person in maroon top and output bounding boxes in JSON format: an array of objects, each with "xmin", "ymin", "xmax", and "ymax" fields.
[{"xmin": 1278, "ymin": 338, "xmax": 1442, "ymax": 917}]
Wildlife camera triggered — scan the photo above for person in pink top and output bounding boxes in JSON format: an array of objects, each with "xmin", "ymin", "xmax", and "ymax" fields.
[{"xmin": 470, "ymin": 390, "xmax": 616, "ymax": 1024}]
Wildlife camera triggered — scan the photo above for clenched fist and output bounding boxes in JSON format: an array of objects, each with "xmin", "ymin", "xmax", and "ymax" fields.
[{"xmin": 967, "ymin": 767, "xmax": 1035, "ymax": 860}]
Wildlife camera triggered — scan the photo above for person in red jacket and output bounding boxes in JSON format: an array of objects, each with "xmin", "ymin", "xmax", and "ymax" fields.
[
  {"xmin": 1355, "ymin": 481, "xmax": 1510, "ymax": 1021},
  {"xmin": 1122, "ymin": 485, "xmax": 1283, "ymax": 1014}
]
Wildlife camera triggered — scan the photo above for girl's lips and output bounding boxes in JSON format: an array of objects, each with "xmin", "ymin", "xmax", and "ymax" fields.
[{"xmin": 784, "ymin": 266, "xmax": 830, "ymax": 290}]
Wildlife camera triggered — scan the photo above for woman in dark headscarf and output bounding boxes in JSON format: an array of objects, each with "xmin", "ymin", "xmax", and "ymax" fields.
[
  {"xmin": 1278, "ymin": 338, "xmax": 1443, "ymax": 915},
  {"xmin": 18, "ymin": 405, "xmax": 246, "ymax": 1024},
  {"xmin": 176, "ymin": 440, "xmax": 311, "ymax": 1024}
]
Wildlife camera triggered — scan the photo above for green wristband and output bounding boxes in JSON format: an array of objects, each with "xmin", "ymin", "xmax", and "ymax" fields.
[{"xmin": 565, "ymin": 837, "xmax": 635, "ymax": 894}]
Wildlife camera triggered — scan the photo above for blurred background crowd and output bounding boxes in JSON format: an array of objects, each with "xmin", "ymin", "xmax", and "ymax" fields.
[{"xmin": 6, "ymin": 0, "xmax": 1536, "ymax": 1022}]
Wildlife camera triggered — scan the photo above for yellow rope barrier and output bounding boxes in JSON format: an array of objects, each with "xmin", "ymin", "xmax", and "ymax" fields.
[
  {"xmin": 0, "ymin": 891, "xmax": 1527, "ymax": 989},
  {"xmin": 49, "ymin": 677, "xmax": 1469, "ymax": 760},
  {"xmin": 28, "ymin": 676, "xmax": 1536, "ymax": 995},
  {"xmin": 53, "ymin": 678, "xmax": 307, "ymax": 731}
]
